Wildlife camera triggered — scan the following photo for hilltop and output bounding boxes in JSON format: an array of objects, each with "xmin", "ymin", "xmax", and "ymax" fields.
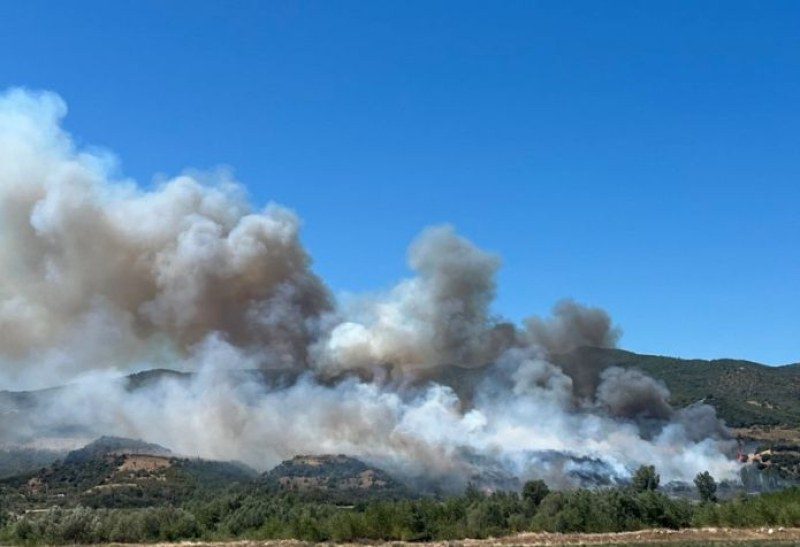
[
  {"xmin": 0, "ymin": 437, "xmax": 258, "ymax": 511},
  {"xmin": 63, "ymin": 436, "xmax": 173, "ymax": 463},
  {"xmin": 262, "ymin": 454, "xmax": 409, "ymax": 501},
  {"xmin": 0, "ymin": 438, "xmax": 410, "ymax": 514}
]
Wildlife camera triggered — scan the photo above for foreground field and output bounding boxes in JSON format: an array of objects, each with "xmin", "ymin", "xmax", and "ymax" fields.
[{"xmin": 112, "ymin": 528, "xmax": 800, "ymax": 547}]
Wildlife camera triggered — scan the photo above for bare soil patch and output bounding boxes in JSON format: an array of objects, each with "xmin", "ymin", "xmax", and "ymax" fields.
[
  {"xmin": 734, "ymin": 426, "xmax": 800, "ymax": 444},
  {"xmin": 117, "ymin": 454, "xmax": 172, "ymax": 472}
]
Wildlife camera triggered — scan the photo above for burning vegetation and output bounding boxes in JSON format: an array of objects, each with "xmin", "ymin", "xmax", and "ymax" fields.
[
  {"xmin": 0, "ymin": 89, "xmax": 742, "ymax": 492},
  {"xmin": 0, "ymin": 88, "xmax": 798, "ymax": 545}
]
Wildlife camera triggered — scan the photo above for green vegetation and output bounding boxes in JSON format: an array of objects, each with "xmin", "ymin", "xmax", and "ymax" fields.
[
  {"xmin": 694, "ymin": 471, "xmax": 718, "ymax": 503},
  {"xmin": 0, "ymin": 439, "xmax": 258, "ymax": 513},
  {"xmin": 63, "ymin": 437, "xmax": 171, "ymax": 464},
  {"xmin": 631, "ymin": 465, "xmax": 660, "ymax": 493},
  {"xmin": 552, "ymin": 347, "xmax": 800, "ymax": 428},
  {"xmin": 261, "ymin": 454, "xmax": 408, "ymax": 501},
  {"xmin": 3, "ymin": 472, "xmax": 800, "ymax": 544},
  {"xmin": 521, "ymin": 478, "xmax": 549, "ymax": 507},
  {"xmin": 2, "ymin": 433, "xmax": 800, "ymax": 544}
]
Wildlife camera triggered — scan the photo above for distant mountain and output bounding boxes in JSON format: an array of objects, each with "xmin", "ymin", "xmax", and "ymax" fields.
[
  {"xmin": 551, "ymin": 347, "xmax": 800, "ymax": 428},
  {"xmin": 123, "ymin": 369, "xmax": 192, "ymax": 391},
  {"xmin": 1, "ymin": 347, "xmax": 799, "ymax": 482},
  {"xmin": 124, "ymin": 368, "xmax": 303, "ymax": 392},
  {"xmin": 0, "ymin": 447, "xmax": 63, "ymax": 479},
  {"xmin": 262, "ymin": 454, "xmax": 408, "ymax": 500}
]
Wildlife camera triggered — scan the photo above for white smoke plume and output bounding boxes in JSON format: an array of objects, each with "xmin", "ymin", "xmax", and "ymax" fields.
[
  {"xmin": 0, "ymin": 88, "xmax": 739, "ymax": 489},
  {"xmin": 313, "ymin": 224, "xmax": 501, "ymax": 382},
  {"xmin": 0, "ymin": 89, "xmax": 330, "ymax": 382}
]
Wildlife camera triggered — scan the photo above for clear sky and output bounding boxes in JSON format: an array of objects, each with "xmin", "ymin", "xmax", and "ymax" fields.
[{"xmin": 1, "ymin": 1, "xmax": 798, "ymax": 364}]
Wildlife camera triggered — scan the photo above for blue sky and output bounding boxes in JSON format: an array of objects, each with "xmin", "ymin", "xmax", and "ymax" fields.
[{"xmin": 1, "ymin": 1, "xmax": 798, "ymax": 364}]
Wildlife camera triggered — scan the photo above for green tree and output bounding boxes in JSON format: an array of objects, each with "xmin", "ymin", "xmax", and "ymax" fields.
[
  {"xmin": 694, "ymin": 471, "xmax": 718, "ymax": 503},
  {"xmin": 464, "ymin": 482, "xmax": 484, "ymax": 502},
  {"xmin": 522, "ymin": 479, "xmax": 550, "ymax": 508},
  {"xmin": 631, "ymin": 465, "xmax": 660, "ymax": 493}
]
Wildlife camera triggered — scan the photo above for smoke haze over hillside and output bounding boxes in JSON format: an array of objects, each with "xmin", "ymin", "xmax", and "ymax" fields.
[{"xmin": 0, "ymin": 89, "xmax": 737, "ymax": 488}]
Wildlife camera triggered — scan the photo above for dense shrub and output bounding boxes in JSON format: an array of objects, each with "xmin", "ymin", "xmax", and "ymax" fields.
[{"xmin": 2, "ymin": 483, "xmax": 800, "ymax": 544}]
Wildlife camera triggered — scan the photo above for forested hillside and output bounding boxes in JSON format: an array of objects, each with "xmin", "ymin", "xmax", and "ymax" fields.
[{"xmin": 553, "ymin": 347, "xmax": 800, "ymax": 428}]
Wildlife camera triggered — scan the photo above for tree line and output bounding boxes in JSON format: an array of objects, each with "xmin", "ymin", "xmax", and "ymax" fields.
[{"xmin": 1, "ymin": 467, "xmax": 799, "ymax": 544}]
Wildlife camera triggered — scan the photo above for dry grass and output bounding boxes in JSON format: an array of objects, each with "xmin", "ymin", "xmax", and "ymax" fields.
[
  {"xmin": 734, "ymin": 426, "xmax": 800, "ymax": 445},
  {"xmin": 101, "ymin": 527, "xmax": 800, "ymax": 547}
]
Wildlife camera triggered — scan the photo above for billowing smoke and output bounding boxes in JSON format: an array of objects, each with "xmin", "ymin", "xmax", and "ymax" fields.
[
  {"xmin": 313, "ymin": 225, "xmax": 502, "ymax": 382},
  {"xmin": 0, "ymin": 89, "xmax": 330, "ymax": 380},
  {"xmin": 0, "ymin": 88, "xmax": 738, "ymax": 489},
  {"xmin": 523, "ymin": 300, "xmax": 623, "ymax": 400},
  {"xmin": 595, "ymin": 367, "xmax": 672, "ymax": 421},
  {"xmin": 525, "ymin": 299, "xmax": 621, "ymax": 355}
]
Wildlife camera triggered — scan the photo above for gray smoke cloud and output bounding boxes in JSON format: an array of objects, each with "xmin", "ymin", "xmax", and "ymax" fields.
[
  {"xmin": 313, "ymin": 224, "xmax": 501, "ymax": 382},
  {"xmin": 0, "ymin": 88, "xmax": 738, "ymax": 488},
  {"xmin": 0, "ymin": 89, "xmax": 330, "ymax": 381},
  {"xmin": 525, "ymin": 299, "xmax": 621, "ymax": 355},
  {"xmin": 521, "ymin": 300, "xmax": 623, "ymax": 401},
  {"xmin": 595, "ymin": 367, "xmax": 672, "ymax": 421}
]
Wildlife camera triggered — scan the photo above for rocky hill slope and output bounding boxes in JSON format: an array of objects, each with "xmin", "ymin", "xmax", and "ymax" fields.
[{"xmin": 262, "ymin": 454, "xmax": 409, "ymax": 501}]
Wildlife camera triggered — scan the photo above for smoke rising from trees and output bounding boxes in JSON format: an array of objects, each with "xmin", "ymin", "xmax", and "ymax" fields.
[{"xmin": 0, "ymin": 89, "xmax": 737, "ymax": 488}]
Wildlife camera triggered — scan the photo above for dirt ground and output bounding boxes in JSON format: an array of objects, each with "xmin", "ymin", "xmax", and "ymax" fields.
[
  {"xmin": 117, "ymin": 454, "xmax": 172, "ymax": 472},
  {"xmin": 733, "ymin": 426, "xmax": 800, "ymax": 445},
  {"xmin": 117, "ymin": 527, "xmax": 800, "ymax": 547}
]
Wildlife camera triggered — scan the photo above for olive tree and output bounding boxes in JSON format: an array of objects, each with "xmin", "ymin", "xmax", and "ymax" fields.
[
  {"xmin": 694, "ymin": 471, "xmax": 718, "ymax": 503},
  {"xmin": 631, "ymin": 465, "xmax": 660, "ymax": 493}
]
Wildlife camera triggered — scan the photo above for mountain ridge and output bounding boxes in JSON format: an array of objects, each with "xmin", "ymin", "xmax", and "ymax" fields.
[
  {"xmin": 2, "ymin": 347, "xmax": 799, "ymax": 431},
  {"xmin": 549, "ymin": 346, "xmax": 800, "ymax": 428}
]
